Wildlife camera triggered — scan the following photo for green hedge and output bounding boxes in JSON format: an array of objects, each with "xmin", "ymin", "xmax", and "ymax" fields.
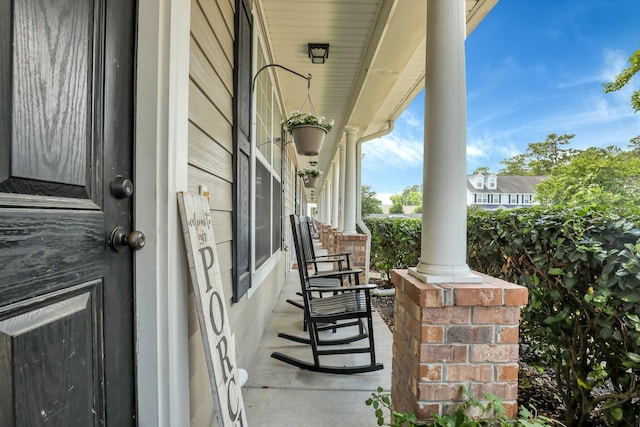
[
  {"xmin": 366, "ymin": 209, "xmax": 640, "ymax": 426},
  {"xmin": 363, "ymin": 216, "xmax": 421, "ymax": 280},
  {"xmin": 468, "ymin": 207, "xmax": 640, "ymax": 426}
]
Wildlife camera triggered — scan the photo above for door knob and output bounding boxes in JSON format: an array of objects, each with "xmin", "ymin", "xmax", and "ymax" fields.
[
  {"xmin": 110, "ymin": 176, "xmax": 134, "ymax": 198},
  {"xmin": 110, "ymin": 227, "xmax": 146, "ymax": 252}
]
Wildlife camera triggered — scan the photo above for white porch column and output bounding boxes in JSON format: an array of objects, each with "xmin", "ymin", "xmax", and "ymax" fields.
[
  {"xmin": 338, "ymin": 142, "xmax": 346, "ymax": 232},
  {"xmin": 411, "ymin": 0, "xmax": 480, "ymax": 283},
  {"xmin": 316, "ymin": 187, "xmax": 323, "ymax": 220},
  {"xmin": 325, "ymin": 173, "xmax": 333, "ymax": 225},
  {"xmin": 331, "ymin": 160, "xmax": 340, "ymax": 228},
  {"xmin": 343, "ymin": 128, "xmax": 358, "ymax": 234},
  {"xmin": 321, "ymin": 184, "xmax": 329, "ymax": 224}
]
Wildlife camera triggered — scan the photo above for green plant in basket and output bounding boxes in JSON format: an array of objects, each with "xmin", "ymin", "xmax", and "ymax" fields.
[
  {"xmin": 283, "ymin": 111, "xmax": 334, "ymax": 133},
  {"xmin": 297, "ymin": 168, "xmax": 321, "ymax": 177}
]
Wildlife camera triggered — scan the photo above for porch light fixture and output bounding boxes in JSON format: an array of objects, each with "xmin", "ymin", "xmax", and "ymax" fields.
[{"xmin": 308, "ymin": 43, "xmax": 329, "ymax": 64}]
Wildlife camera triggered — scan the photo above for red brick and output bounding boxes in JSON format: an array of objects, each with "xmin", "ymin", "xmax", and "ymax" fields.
[
  {"xmin": 446, "ymin": 364, "xmax": 494, "ymax": 382},
  {"xmin": 420, "ymin": 286, "xmax": 445, "ymax": 308},
  {"xmin": 390, "ymin": 270, "xmax": 404, "ymax": 287},
  {"xmin": 475, "ymin": 272, "xmax": 529, "ymax": 307},
  {"xmin": 446, "ymin": 325, "xmax": 494, "ymax": 343},
  {"xmin": 422, "ymin": 307, "xmax": 471, "ymax": 324},
  {"xmin": 418, "ymin": 364, "xmax": 443, "ymax": 382},
  {"xmin": 505, "ymin": 287, "xmax": 528, "ymax": 306},
  {"xmin": 497, "ymin": 325, "xmax": 519, "ymax": 344},
  {"xmin": 393, "ymin": 397, "xmax": 418, "ymax": 419},
  {"xmin": 497, "ymin": 364, "xmax": 519, "ymax": 382},
  {"xmin": 472, "ymin": 306, "xmax": 521, "ymax": 324},
  {"xmin": 420, "ymin": 344, "xmax": 468, "ymax": 363},
  {"xmin": 396, "ymin": 271, "xmax": 444, "ymax": 307},
  {"xmin": 470, "ymin": 344, "xmax": 519, "ymax": 363},
  {"xmin": 404, "ymin": 276, "xmax": 425, "ymax": 305},
  {"xmin": 454, "ymin": 284, "xmax": 502, "ymax": 306},
  {"xmin": 471, "ymin": 383, "xmax": 518, "ymax": 401},
  {"xmin": 418, "ymin": 383, "xmax": 464, "ymax": 401},
  {"xmin": 416, "ymin": 403, "xmax": 441, "ymax": 420},
  {"xmin": 502, "ymin": 402, "xmax": 518, "ymax": 419},
  {"xmin": 422, "ymin": 325, "xmax": 444, "ymax": 342}
]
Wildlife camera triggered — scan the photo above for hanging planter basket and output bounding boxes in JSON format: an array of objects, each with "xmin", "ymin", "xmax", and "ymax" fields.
[
  {"xmin": 291, "ymin": 125, "xmax": 328, "ymax": 156},
  {"xmin": 303, "ymin": 175, "xmax": 319, "ymax": 188}
]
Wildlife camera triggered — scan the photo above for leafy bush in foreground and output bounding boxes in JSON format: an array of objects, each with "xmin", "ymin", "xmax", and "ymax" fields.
[
  {"xmin": 366, "ymin": 208, "xmax": 640, "ymax": 425},
  {"xmin": 468, "ymin": 207, "xmax": 640, "ymax": 426}
]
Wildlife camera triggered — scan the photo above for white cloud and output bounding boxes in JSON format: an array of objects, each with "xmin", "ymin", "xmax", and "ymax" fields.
[
  {"xmin": 601, "ymin": 48, "xmax": 628, "ymax": 82},
  {"xmin": 554, "ymin": 48, "xmax": 629, "ymax": 89},
  {"xmin": 467, "ymin": 139, "xmax": 490, "ymax": 159},
  {"xmin": 376, "ymin": 192, "xmax": 394, "ymax": 205},
  {"xmin": 465, "ymin": 132, "xmax": 522, "ymax": 173},
  {"xmin": 362, "ymin": 133, "xmax": 423, "ymax": 169},
  {"xmin": 518, "ymin": 98, "xmax": 635, "ymax": 138},
  {"xmin": 398, "ymin": 108, "xmax": 422, "ymax": 129}
]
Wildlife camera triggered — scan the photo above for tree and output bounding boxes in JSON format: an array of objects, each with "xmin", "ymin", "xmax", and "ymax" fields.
[
  {"xmin": 390, "ymin": 185, "xmax": 422, "ymax": 206},
  {"xmin": 472, "ymin": 166, "xmax": 491, "ymax": 175},
  {"xmin": 603, "ymin": 48, "xmax": 640, "ymax": 113},
  {"xmin": 526, "ymin": 133, "xmax": 576, "ymax": 174},
  {"xmin": 389, "ymin": 203, "xmax": 404, "ymax": 214},
  {"xmin": 361, "ymin": 185, "xmax": 383, "ymax": 216},
  {"xmin": 604, "ymin": 48, "xmax": 640, "ymax": 146},
  {"xmin": 499, "ymin": 154, "xmax": 529, "ymax": 175},
  {"xmin": 498, "ymin": 133, "xmax": 576, "ymax": 175},
  {"xmin": 629, "ymin": 135, "xmax": 640, "ymax": 154},
  {"xmin": 535, "ymin": 146, "xmax": 640, "ymax": 210}
]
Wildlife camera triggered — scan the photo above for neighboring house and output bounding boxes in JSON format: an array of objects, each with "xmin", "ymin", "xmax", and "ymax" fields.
[
  {"xmin": 467, "ymin": 174, "xmax": 547, "ymax": 209},
  {"xmin": 0, "ymin": 1, "xmax": 501, "ymax": 425}
]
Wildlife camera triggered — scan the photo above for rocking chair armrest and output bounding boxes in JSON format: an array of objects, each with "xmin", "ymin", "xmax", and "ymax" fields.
[
  {"xmin": 313, "ymin": 253, "xmax": 351, "ymax": 260},
  {"xmin": 312, "ymin": 269, "xmax": 362, "ymax": 278},
  {"xmin": 310, "ymin": 257, "xmax": 346, "ymax": 263},
  {"xmin": 324, "ymin": 252, "xmax": 351, "ymax": 258},
  {"xmin": 310, "ymin": 284, "xmax": 376, "ymax": 293}
]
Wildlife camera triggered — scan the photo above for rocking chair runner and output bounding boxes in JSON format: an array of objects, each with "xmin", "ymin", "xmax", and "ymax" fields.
[{"xmin": 271, "ymin": 214, "xmax": 384, "ymax": 374}]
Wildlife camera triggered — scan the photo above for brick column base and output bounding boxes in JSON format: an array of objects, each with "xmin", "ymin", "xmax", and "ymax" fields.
[
  {"xmin": 335, "ymin": 233, "xmax": 367, "ymax": 284},
  {"xmin": 319, "ymin": 223, "xmax": 329, "ymax": 248},
  {"xmin": 390, "ymin": 269, "xmax": 528, "ymax": 422},
  {"xmin": 328, "ymin": 227, "xmax": 337, "ymax": 254}
]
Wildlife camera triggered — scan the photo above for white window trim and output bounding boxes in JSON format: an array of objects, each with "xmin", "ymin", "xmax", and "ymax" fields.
[{"xmin": 248, "ymin": 20, "xmax": 284, "ymax": 297}]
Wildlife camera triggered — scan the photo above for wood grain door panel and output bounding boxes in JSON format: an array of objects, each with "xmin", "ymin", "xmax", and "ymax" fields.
[
  {"xmin": 0, "ymin": 0, "xmax": 101, "ymax": 206},
  {"xmin": 0, "ymin": 0, "xmax": 136, "ymax": 424},
  {"xmin": 0, "ymin": 282, "xmax": 103, "ymax": 425}
]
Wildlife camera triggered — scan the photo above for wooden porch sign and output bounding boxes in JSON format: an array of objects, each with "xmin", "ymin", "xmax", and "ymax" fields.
[{"xmin": 177, "ymin": 192, "xmax": 247, "ymax": 426}]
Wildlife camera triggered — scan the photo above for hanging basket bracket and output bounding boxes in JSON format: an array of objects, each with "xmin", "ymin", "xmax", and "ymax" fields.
[{"xmin": 251, "ymin": 64, "xmax": 311, "ymax": 94}]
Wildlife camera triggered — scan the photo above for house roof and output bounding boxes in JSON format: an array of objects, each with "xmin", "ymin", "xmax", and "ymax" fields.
[
  {"xmin": 467, "ymin": 175, "xmax": 548, "ymax": 194},
  {"xmin": 258, "ymin": 0, "xmax": 499, "ymax": 201}
]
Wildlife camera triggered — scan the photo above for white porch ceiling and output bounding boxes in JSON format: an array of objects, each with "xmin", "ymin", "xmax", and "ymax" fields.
[{"xmin": 258, "ymin": 0, "xmax": 499, "ymax": 201}]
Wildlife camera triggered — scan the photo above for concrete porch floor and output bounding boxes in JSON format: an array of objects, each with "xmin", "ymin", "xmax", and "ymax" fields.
[{"xmin": 242, "ymin": 265, "xmax": 393, "ymax": 426}]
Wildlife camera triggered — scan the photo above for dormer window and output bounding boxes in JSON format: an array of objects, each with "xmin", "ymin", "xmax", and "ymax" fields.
[
  {"xmin": 474, "ymin": 174, "xmax": 484, "ymax": 189},
  {"xmin": 487, "ymin": 174, "xmax": 497, "ymax": 189}
]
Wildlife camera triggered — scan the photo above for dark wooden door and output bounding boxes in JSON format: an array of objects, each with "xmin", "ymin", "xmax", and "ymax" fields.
[{"xmin": 0, "ymin": 0, "xmax": 136, "ymax": 425}]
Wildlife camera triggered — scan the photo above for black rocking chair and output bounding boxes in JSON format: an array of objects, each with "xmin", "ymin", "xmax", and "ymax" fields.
[
  {"xmin": 299, "ymin": 216, "xmax": 353, "ymax": 279},
  {"xmin": 286, "ymin": 216, "xmax": 352, "ymax": 312},
  {"xmin": 270, "ymin": 214, "xmax": 384, "ymax": 374}
]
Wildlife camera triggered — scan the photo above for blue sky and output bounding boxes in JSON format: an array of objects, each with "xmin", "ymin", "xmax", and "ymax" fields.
[{"xmin": 362, "ymin": 0, "xmax": 640, "ymax": 205}]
